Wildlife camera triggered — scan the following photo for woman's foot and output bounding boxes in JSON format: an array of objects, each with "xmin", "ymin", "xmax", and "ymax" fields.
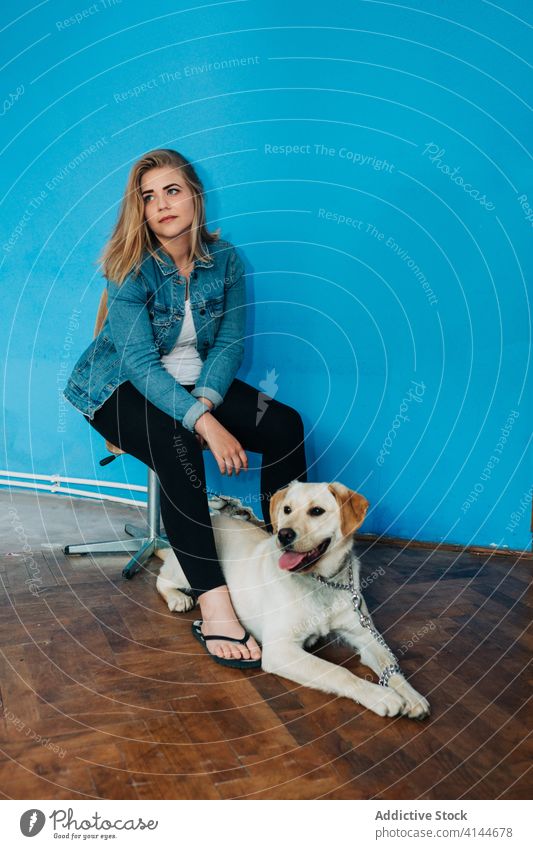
[{"xmin": 197, "ymin": 585, "xmax": 261, "ymax": 662}]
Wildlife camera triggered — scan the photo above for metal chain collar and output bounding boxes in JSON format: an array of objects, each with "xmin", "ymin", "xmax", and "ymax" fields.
[{"xmin": 311, "ymin": 557, "xmax": 402, "ymax": 687}]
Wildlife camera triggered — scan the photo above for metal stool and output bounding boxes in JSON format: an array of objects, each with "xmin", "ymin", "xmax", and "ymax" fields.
[{"xmin": 63, "ymin": 467, "xmax": 170, "ymax": 579}]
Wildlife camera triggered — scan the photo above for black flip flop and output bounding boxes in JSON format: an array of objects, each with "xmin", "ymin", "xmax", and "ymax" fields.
[{"xmin": 191, "ymin": 619, "xmax": 262, "ymax": 669}]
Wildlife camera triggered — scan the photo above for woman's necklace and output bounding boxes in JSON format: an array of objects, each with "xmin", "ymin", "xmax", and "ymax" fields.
[{"xmin": 181, "ymin": 263, "xmax": 193, "ymax": 301}]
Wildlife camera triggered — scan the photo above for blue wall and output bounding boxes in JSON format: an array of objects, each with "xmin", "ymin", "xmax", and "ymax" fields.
[{"xmin": 1, "ymin": 0, "xmax": 531, "ymax": 550}]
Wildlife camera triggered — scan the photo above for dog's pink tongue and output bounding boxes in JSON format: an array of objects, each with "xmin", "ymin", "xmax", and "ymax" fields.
[{"xmin": 279, "ymin": 550, "xmax": 307, "ymax": 571}]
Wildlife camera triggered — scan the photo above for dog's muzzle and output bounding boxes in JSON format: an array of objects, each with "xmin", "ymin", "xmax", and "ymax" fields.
[{"xmin": 278, "ymin": 537, "xmax": 332, "ymax": 573}]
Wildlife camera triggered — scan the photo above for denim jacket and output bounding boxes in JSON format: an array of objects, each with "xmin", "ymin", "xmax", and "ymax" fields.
[{"xmin": 62, "ymin": 238, "xmax": 246, "ymax": 432}]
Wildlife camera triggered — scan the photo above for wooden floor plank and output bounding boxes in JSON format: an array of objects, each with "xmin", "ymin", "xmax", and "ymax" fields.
[{"xmin": 0, "ymin": 526, "xmax": 530, "ymax": 799}]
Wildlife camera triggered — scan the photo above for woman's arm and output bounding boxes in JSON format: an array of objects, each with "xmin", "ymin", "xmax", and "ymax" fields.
[
  {"xmin": 106, "ymin": 272, "xmax": 211, "ymax": 433},
  {"xmin": 190, "ymin": 247, "xmax": 246, "ymax": 409},
  {"xmin": 192, "ymin": 395, "xmax": 212, "ymax": 448}
]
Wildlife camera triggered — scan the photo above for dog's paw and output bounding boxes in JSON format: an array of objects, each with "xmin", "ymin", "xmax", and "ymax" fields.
[
  {"xmin": 374, "ymin": 688, "xmax": 407, "ymax": 717},
  {"xmin": 389, "ymin": 677, "xmax": 431, "ymax": 720},
  {"xmin": 165, "ymin": 589, "xmax": 195, "ymax": 613},
  {"xmin": 402, "ymin": 692, "xmax": 431, "ymax": 720},
  {"xmin": 357, "ymin": 683, "xmax": 407, "ymax": 717}
]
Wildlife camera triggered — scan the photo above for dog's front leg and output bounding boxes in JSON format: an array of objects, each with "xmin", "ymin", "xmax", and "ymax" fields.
[
  {"xmin": 261, "ymin": 641, "xmax": 407, "ymax": 718},
  {"xmin": 338, "ymin": 610, "xmax": 431, "ymax": 720}
]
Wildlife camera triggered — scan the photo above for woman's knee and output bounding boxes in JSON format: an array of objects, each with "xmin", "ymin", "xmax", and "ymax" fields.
[{"xmin": 268, "ymin": 400, "xmax": 305, "ymax": 442}]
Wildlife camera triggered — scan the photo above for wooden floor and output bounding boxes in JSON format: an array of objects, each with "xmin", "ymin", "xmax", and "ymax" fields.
[{"xmin": 0, "ymin": 491, "xmax": 531, "ymax": 800}]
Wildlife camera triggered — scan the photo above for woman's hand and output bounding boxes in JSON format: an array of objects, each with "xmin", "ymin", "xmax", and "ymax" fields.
[{"xmin": 194, "ymin": 412, "xmax": 248, "ymax": 476}]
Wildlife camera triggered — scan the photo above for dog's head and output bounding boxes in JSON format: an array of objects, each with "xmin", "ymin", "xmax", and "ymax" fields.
[{"xmin": 269, "ymin": 481, "xmax": 369, "ymax": 578}]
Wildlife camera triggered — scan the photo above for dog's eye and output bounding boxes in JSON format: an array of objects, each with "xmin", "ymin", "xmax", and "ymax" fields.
[
  {"xmin": 309, "ymin": 506, "xmax": 325, "ymax": 516},
  {"xmin": 283, "ymin": 505, "xmax": 292, "ymax": 514}
]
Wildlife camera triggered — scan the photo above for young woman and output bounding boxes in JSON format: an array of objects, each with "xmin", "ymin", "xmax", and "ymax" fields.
[{"xmin": 63, "ymin": 148, "xmax": 308, "ymax": 668}]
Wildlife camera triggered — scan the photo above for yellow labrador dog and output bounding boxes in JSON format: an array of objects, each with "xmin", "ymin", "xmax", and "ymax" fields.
[{"xmin": 155, "ymin": 481, "xmax": 430, "ymax": 720}]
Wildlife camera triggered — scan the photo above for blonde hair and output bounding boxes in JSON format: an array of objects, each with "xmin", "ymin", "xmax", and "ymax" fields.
[{"xmin": 98, "ymin": 148, "xmax": 220, "ymax": 284}]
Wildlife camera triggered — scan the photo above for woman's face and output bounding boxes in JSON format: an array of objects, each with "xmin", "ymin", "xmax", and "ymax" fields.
[{"xmin": 140, "ymin": 166, "xmax": 195, "ymax": 243}]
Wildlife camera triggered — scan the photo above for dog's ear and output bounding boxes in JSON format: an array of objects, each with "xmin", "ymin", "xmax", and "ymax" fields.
[
  {"xmin": 328, "ymin": 482, "xmax": 369, "ymax": 537},
  {"xmin": 269, "ymin": 484, "xmax": 291, "ymax": 534}
]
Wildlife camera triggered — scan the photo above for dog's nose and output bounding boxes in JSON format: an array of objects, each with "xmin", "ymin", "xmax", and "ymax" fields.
[{"xmin": 278, "ymin": 527, "xmax": 296, "ymax": 545}]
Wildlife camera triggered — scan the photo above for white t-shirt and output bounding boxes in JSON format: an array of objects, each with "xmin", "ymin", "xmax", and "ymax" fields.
[{"xmin": 160, "ymin": 297, "xmax": 203, "ymax": 384}]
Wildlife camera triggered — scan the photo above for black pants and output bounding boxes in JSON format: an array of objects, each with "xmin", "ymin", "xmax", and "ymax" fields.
[{"xmin": 83, "ymin": 379, "xmax": 308, "ymax": 594}]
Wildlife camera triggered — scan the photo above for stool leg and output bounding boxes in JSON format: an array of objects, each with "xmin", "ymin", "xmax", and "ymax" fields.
[
  {"xmin": 122, "ymin": 470, "xmax": 169, "ymax": 578},
  {"xmin": 64, "ymin": 469, "xmax": 170, "ymax": 578},
  {"xmin": 121, "ymin": 538, "xmax": 156, "ymax": 579},
  {"xmin": 147, "ymin": 468, "xmax": 161, "ymax": 538}
]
